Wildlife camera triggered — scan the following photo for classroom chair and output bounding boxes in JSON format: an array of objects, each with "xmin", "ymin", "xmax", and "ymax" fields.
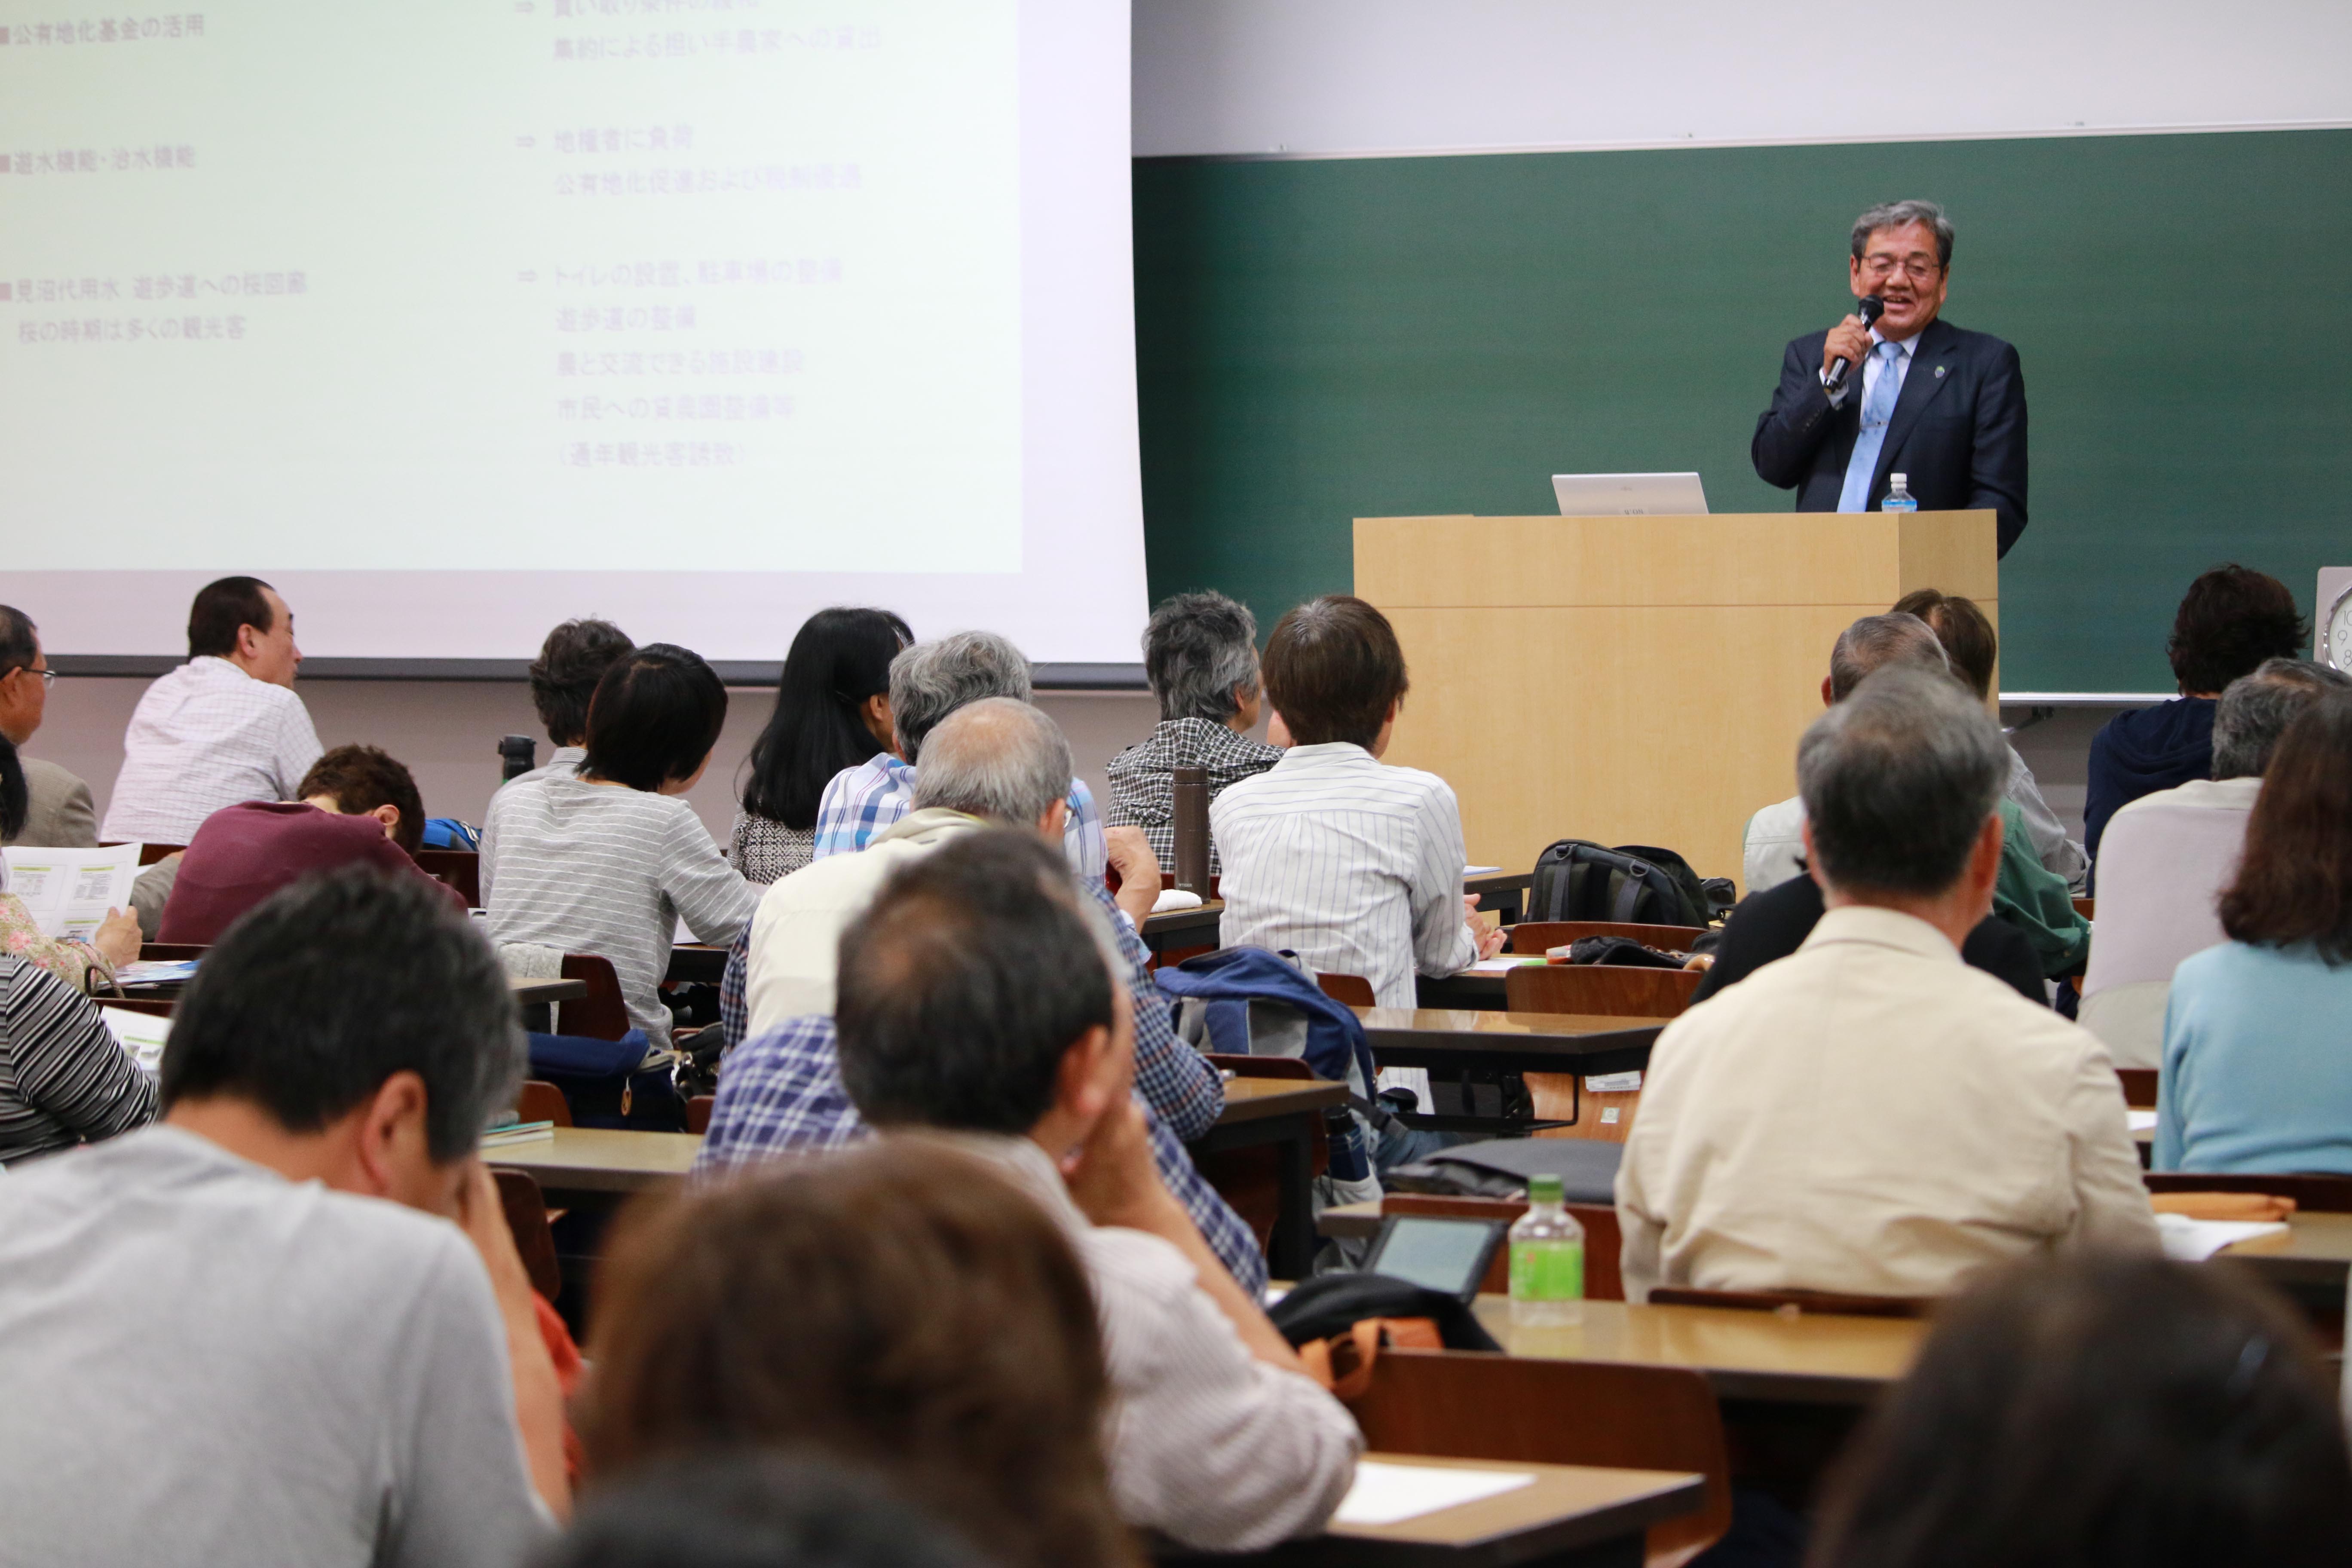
[
  {"xmin": 1381, "ymin": 1193, "xmax": 1624, "ymax": 1301},
  {"xmin": 1193, "ymin": 1054, "xmax": 1329, "ymax": 1258},
  {"xmin": 138, "ymin": 943, "xmax": 208, "ymax": 963},
  {"xmin": 135, "ymin": 843, "xmax": 185, "ymax": 867},
  {"xmin": 555, "ymin": 954, "xmax": 632, "ymax": 1041},
  {"xmin": 412, "ymin": 848, "xmax": 481, "ymax": 908},
  {"xmin": 686, "ymin": 1095, "xmax": 715, "ymax": 1135},
  {"xmin": 1506, "ymin": 921, "xmax": 1707, "ymax": 956},
  {"xmin": 1645, "ymin": 1286, "xmax": 1931, "ymax": 1319},
  {"xmin": 2143, "ymin": 1172, "xmax": 2352, "ymax": 1213},
  {"xmin": 489, "ymin": 1167, "xmax": 563, "ymax": 1302},
  {"xmin": 96, "ymin": 996, "xmax": 174, "ymax": 1019},
  {"xmin": 1315, "ymin": 972, "xmax": 1377, "ymax": 1007},
  {"xmin": 1349, "ymin": 1349, "xmax": 1731, "ymax": 1568},
  {"xmin": 1506, "ymin": 963, "xmax": 1700, "ymax": 1018},
  {"xmin": 515, "ymin": 1079, "xmax": 573, "ymax": 1128},
  {"xmin": 2115, "ymin": 1069, "xmax": 2158, "ymax": 1109}
]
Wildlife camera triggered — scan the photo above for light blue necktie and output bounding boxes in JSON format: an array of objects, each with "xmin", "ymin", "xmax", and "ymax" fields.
[{"xmin": 1836, "ymin": 339, "xmax": 1904, "ymax": 512}]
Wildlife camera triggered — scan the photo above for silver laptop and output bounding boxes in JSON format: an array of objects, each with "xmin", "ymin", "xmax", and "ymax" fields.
[{"xmin": 1551, "ymin": 472, "xmax": 1709, "ymax": 516}]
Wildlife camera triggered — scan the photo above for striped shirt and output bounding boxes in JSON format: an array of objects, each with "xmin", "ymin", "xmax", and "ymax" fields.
[
  {"xmin": 1104, "ymin": 718, "xmax": 1285, "ymax": 877},
  {"xmin": 812, "ymin": 752, "xmax": 1110, "ymax": 879},
  {"xmin": 1211, "ymin": 742, "xmax": 1478, "ymax": 1010},
  {"xmin": 481, "ymin": 774, "xmax": 757, "ymax": 1041},
  {"xmin": 0, "ymin": 956, "xmax": 157, "ymax": 1164},
  {"xmin": 102, "ymin": 657, "xmax": 325, "ymax": 845}
]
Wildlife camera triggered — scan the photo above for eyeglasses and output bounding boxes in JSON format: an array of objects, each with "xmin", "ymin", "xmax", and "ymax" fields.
[
  {"xmin": 1859, "ymin": 256, "xmax": 1945, "ymax": 282},
  {"xmin": 4, "ymin": 667, "xmax": 56, "ymax": 688}
]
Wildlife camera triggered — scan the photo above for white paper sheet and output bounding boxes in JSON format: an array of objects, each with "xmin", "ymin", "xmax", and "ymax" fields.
[
  {"xmin": 2128, "ymin": 1109, "xmax": 2159, "ymax": 1133},
  {"xmin": 1334, "ymin": 1461, "xmax": 1537, "ymax": 1526},
  {"xmin": 1466, "ymin": 956, "xmax": 1547, "ymax": 974},
  {"xmin": 2154, "ymin": 1212, "xmax": 2288, "ymax": 1262},
  {"xmin": 1151, "ymin": 888, "xmax": 1205, "ymax": 914},
  {"xmin": 2, "ymin": 843, "xmax": 141, "ymax": 942},
  {"xmin": 1464, "ymin": 865, "xmax": 1504, "ymax": 877},
  {"xmin": 98, "ymin": 1007, "xmax": 170, "ymax": 1075}
]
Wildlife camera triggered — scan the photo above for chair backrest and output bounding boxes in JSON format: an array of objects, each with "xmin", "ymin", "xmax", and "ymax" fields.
[
  {"xmin": 556, "ymin": 953, "xmax": 633, "ymax": 1041},
  {"xmin": 1523, "ymin": 1070, "xmax": 1644, "ymax": 1145},
  {"xmin": 1645, "ymin": 1286, "xmax": 1931, "ymax": 1319},
  {"xmin": 413, "ymin": 848, "xmax": 481, "ymax": 908},
  {"xmin": 1316, "ymin": 972, "xmax": 1377, "ymax": 1007},
  {"xmin": 98, "ymin": 996, "xmax": 175, "ymax": 1019},
  {"xmin": 1204, "ymin": 1053, "xmax": 1316, "ymax": 1080},
  {"xmin": 139, "ymin": 943, "xmax": 208, "ymax": 963},
  {"xmin": 1350, "ymin": 1349, "xmax": 1730, "ymax": 1568},
  {"xmin": 136, "ymin": 842, "xmax": 185, "ymax": 867},
  {"xmin": 2144, "ymin": 1172, "xmax": 2352, "ymax": 1213},
  {"xmin": 2115, "ymin": 1068, "xmax": 2158, "ymax": 1109},
  {"xmin": 687, "ymin": 1094, "xmax": 715, "ymax": 1135},
  {"xmin": 2073, "ymin": 896, "xmax": 2096, "ymax": 920},
  {"xmin": 1382, "ymin": 1193, "xmax": 1623, "ymax": 1302},
  {"xmin": 488, "ymin": 1167, "xmax": 563, "ymax": 1302},
  {"xmin": 1508, "ymin": 921, "xmax": 1707, "ymax": 956},
  {"xmin": 1507, "ymin": 964, "xmax": 1699, "ymax": 1018},
  {"xmin": 515, "ymin": 1078, "xmax": 574, "ymax": 1128}
]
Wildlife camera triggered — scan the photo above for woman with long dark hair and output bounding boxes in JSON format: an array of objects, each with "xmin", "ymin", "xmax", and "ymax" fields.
[{"xmin": 731, "ymin": 608, "xmax": 912, "ymax": 884}]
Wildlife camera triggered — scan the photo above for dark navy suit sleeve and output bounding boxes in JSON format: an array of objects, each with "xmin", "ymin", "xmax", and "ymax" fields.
[
  {"xmin": 1750, "ymin": 332, "xmax": 1839, "ymax": 490},
  {"xmin": 1968, "ymin": 338, "xmax": 2029, "ymax": 555}
]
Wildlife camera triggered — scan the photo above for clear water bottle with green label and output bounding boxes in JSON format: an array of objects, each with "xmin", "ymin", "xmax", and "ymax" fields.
[
  {"xmin": 1880, "ymin": 473, "xmax": 1918, "ymax": 513},
  {"xmin": 1508, "ymin": 1173, "xmax": 1585, "ymax": 1326}
]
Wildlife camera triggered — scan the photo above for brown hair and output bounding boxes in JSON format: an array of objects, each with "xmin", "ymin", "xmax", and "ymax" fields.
[
  {"xmin": 2217, "ymin": 690, "xmax": 2352, "ymax": 962},
  {"xmin": 581, "ymin": 1140, "xmax": 1137, "ymax": 1568},
  {"xmin": 1261, "ymin": 594, "xmax": 1408, "ymax": 749},
  {"xmin": 2168, "ymin": 566, "xmax": 2305, "ymax": 695},
  {"xmin": 529, "ymin": 618, "xmax": 633, "ymax": 748},
  {"xmin": 297, "ymin": 744, "xmax": 428, "ymax": 855},
  {"xmin": 1892, "ymin": 590, "xmax": 1997, "ymax": 701}
]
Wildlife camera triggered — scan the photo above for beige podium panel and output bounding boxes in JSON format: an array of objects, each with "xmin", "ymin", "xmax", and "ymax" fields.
[{"xmin": 1355, "ymin": 511, "xmax": 1998, "ymax": 892}]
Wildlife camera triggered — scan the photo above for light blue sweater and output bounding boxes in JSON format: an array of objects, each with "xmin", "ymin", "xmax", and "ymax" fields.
[{"xmin": 2154, "ymin": 940, "xmax": 2352, "ymax": 1173}]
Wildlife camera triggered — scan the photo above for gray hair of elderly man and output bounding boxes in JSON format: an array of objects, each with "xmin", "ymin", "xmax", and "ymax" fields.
[
  {"xmin": 887, "ymin": 631, "xmax": 1033, "ymax": 764},
  {"xmin": 1798, "ymin": 664, "xmax": 2007, "ymax": 899},
  {"xmin": 909, "ymin": 697, "xmax": 1072, "ymax": 829},
  {"xmin": 1143, "ymin": 591, "xmax": 1260, "ymax": 724},
  {"xmin": 1828, "ymin": 612, "xmax": 1950, "ymax": 703},
  {"xmin": 2212, "ymin": 658, "xmax": 2352, "ymax": 778}
]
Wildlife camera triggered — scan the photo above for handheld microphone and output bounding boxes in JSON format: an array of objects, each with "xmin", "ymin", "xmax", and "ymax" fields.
[{"xmin": 1823, "ymin": 294, "xmax": 1885, "ymax": 396}]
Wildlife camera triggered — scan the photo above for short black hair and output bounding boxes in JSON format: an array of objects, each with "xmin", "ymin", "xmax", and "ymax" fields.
[
  {"xmin": 2169, "ymin": 566, "xmax": 2306, "ymax": 695},
  {"xmin": 581, "ymin": 643, "xmax": 729, "ymax": 792},
  {"xmin": 836, "ymin": 831, "xmax": 1115, "ymax": 1136},
  {"xmin": 538, "ymin": 1454, "xmax": 986, "ymax": 1568},
  {"xmin": 161, "ymin": 866, "xmax": 525, "ymax": 1162},
  {"xmin": 1261, "ymin": 594, "xmax": 1409, "ymax": 749},
  {"xmin": 298, "ymin": 744, "xmax": 429, "ymax": 854},
  {"xmin": 529, "ymin": 619, "xmax": 634, "ymax": 747},
  {"xmin": 187, "ymin": 576, "xmax": 277, "ymax": 660}
]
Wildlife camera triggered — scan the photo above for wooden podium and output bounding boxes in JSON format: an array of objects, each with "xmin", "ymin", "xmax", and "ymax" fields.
[{"xmin": 1354, "ymin": 510, "xmax": 1999, "ymax": 893}]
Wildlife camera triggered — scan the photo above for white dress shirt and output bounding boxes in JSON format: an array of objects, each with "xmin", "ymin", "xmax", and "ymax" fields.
[
  {"xmin": 101, "ymin": 657, "xmax": 324, "ymax": 844},
  {"xmin": 1822, "ymin": 323, "xmax": 1920, "ymax": 407},
  {"xmin": 2080, "ymin": 775, "xmax": 2260, "ymax": 1070},
  {"xmin": 1617, "ymin": 906, "xmax": 2160, "ymax": 1301},
  {"xmin": 1211, "ymin": 742, "xmax": 1478, "ymax": 1009},
  {"xmin": 957, "ymin": 1133, "xmax": 1362, "ymax": 1550}
]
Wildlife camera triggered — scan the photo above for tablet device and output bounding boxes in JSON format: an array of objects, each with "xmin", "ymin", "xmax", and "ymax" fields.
[
  {"xmin": 1364, "ymin": 1215, "xmax": 1508, "ymax": 1303},
  {"xmin": 1551, "ymin": 472, "xmax": 1709, "ymax": 516}
]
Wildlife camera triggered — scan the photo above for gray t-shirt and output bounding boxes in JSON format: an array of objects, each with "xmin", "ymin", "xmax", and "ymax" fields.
[{"xmin": 0, "ymin": 1125, "xmax": 550, "ymax": 1568}]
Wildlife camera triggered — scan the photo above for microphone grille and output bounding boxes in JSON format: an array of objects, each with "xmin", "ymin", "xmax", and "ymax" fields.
[{"xmin": 1858, "ymin": 295, "xmax": 1886, "ymax": 325}]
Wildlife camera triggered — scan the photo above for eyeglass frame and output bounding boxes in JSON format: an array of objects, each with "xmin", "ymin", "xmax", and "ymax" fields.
[{"xmin": 1856, "ymin": 255, "xmax": 1946, "ymax": 283}]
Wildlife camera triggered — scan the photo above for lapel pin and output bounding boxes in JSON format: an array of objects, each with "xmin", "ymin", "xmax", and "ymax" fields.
[{"xmin": 1935, "ymin": 364, "xmax": 1948, "ymax": 378}]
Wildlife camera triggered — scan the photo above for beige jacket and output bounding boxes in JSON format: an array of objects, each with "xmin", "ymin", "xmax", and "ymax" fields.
[
  {"xmin": 1617, "ymin": 905, "xmax": 2159, "ymax": 1301},
  {"xmin": 6, "ymin": 759, "xmax": 98, "ymax": 850}
]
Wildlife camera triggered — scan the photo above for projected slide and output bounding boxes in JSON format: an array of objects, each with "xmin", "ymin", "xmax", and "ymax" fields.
[{"xmin": 1, "ymin": 1, "xmax": 1023, "ymax": 573}]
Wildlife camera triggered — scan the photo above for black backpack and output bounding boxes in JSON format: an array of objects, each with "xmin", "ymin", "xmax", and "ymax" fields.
[{"xmin": 1528, "ymin": 839, "xmax": 1734, "ymax": 927}]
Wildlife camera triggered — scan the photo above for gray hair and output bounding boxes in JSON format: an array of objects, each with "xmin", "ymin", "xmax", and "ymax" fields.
[
  {"xmin": 888, "ymin": 631, "xmax": 1032, "ymax": 763},
  {"xmin": 910, "ymin": 698, "xmax": 1072, "ymax": 827},
  {"xmin": 2212, "ymin": 658, "xmax": 2352, "ymax": 779},
  {"xmin": 1829, "ymin": 612, "xmax": 1949, "ymax": 702},
  {"xmin": 1143, "ymin": 591, "xmax": 1260, "ymax": 724},
  {"xmin": 1798, "ymin": 665, "xmax": 2007, "ymax": 898},
  {"xmin": 1852, "ymin": 200, "xmax": 1954, "ymax": 270}
]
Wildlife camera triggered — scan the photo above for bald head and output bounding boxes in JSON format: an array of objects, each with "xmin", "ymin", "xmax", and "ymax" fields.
[
  {"xmin": 1828, "ymin": 613, "xmax": 1949, "ymax": 703},
  {"xmin": 910, "ymin": 697, "xmax": 1072, "ymax": 829}
]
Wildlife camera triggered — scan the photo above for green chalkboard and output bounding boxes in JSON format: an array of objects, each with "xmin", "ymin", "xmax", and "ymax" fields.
[{"xmin": 1133, "ymin": 129, "xmax": 2352, "ymax": 692}]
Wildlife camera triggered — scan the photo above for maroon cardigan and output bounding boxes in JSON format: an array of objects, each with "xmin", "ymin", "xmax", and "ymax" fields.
[{"xmin": 157, "ymin": 800, "xmax": 466, "ymax": 944}]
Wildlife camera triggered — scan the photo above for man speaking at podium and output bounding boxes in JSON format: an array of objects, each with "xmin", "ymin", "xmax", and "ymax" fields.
[{"xmin": 1751, "ymin": 200, "xmax": 2028, "ymax": 557}]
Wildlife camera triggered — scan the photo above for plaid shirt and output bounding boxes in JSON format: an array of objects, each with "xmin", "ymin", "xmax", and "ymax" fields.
[
  {"xmin": 699, "ymin": 880, "xmax": 1262, "ymax": 1293},
  {"xmin": 1104, "ymin": 719, "xmax": 1285, "ymax": 878},
  {"xmin": 812, "ymin": 753, "xmax": 1109, "ymax": 879}
]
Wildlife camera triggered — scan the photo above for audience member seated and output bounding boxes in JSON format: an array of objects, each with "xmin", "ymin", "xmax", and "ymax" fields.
[
  {"xmin": 158, "ymin": 743, "xmax": 466, "ymax": 943},
  {"xmin": 102, "ymin": 575, "xmax": 324, "ymax": 845},
  {"xmin": 2086, "ymin": 659, "xmax": 2349, "ymax": 1069},
  {"xmin": 2086, "ymin": 564, "xmax": 2305, "ymax": 867},
  {"xmin": 706, "ymin": 702, "xmax": 1260, "ymax": 1295},
  {"xmin": 1213, "ymin": 595, "xmax": 1504, "ymax": 1009},
  {"xmin": 537, "ymin": 1455, "xmax": 992, "ymax": 1568},
  {"xmin": 810, "ymin": 630, "xmax": 1110, "ymax": 877},
  {"xmin": 1893, "ymin": 588, "xmax": 2086, "ymax": 888},
  {"xmin": 827, "ymin": 832, "xmax": 1361, "ymax": 1547},
  {"xmin": 1106, "ymin": 591, "xmax": 1285, "ymax": 877},
  {"xmin": 0, "ymin": 605, "xmax": 97, "ymax": 848},
  {"xmin": 1810, "ymin": 1253, "xmax": 2352, "ymax": 1568},
  {"xmin": 734, "ymin": 607, "xmax": 912, "ymax": 884},
  {"xmin": 509, "ymin": 618, "xmax": 634, "ymax": 790},
  {"xmin": 1620, "ymin": 667, "xmax": 2158, "ymax": 1300},
  {"xmin": 0, "ymin": 734, "xmax": 141, "ymax": 989},
  {"xmin": 2157, "ymin": 690, "xmax": 2352, "ymax": 1173},
  {"xmin": 582, "ymin": 1142, "xmax": 1137, "ymax": 1568},
  {"xmin": 0, "ymin": 948, "xmax": 155, "ymax": 1164},
  {"xmin": 0, "ymin": 868, "xmax": 566, "ymax": 1563},
  {"xmin": 484, "ymin": 644, "xmax": 756, "ymax": 1042},
  {"xmin": 1740, "ymin": 612, "xmax": 2089, "ymax": 979}
]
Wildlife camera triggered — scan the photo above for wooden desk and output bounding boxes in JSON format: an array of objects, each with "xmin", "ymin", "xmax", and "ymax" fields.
[
  {"xmin": 2214, "ymin": 1210, "xmax": 2352, "ymax": 1299},
  {"xmin": 1470, "ymin": 1297, "xmax": 1923, "ymax": 1406},
  {"xmin": 488, "ymin": 1127, "xmax": 701, "ymax": 1206},
  {"xmin": 1158, "ymin": 1454, "xmax": 1702, "ymax": 1568},
  {"xmin": 511, "ymin": 976, "xmax": 588, "ymax": 1006},
  {"xmin": 665, "ymin": 943, "xmax": 730, "ymax": 985},
  {"xmin": 1188, "ymin": 1076, "xmax": 1349, "ymax": 1280},
  {"xmin": 1357, "ymin": 1009, "xmax": 1663, "ymax": 1078}
]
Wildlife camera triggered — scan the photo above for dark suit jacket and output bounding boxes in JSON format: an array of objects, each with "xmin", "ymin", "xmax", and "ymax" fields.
[
  {"xmin": 1688, "ymin": 872, "xmax": 2047, "ymax": 1007},
  {"xmin": 1750, "ymin": 317, "xmax": 2029, "ymax": 557}
]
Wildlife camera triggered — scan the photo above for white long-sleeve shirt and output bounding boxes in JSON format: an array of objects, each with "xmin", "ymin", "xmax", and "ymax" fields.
[
  {"xmin": 1210, "ymin": 742, "xmax": 1477, "ymax": 1009},
  {"xmin": 102, "ymin": 657, "xmax": 324, "ymax": 844}
]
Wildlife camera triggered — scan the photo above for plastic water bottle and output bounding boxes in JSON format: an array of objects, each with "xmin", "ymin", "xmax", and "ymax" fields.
[
  {"xmin": 1880, "ymin": 473, "xmax": 1918, "ymax": 514},
  {"xmin": 1508, "ymin": 1173, "xmax": 1585, "ymax": 1326}
]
